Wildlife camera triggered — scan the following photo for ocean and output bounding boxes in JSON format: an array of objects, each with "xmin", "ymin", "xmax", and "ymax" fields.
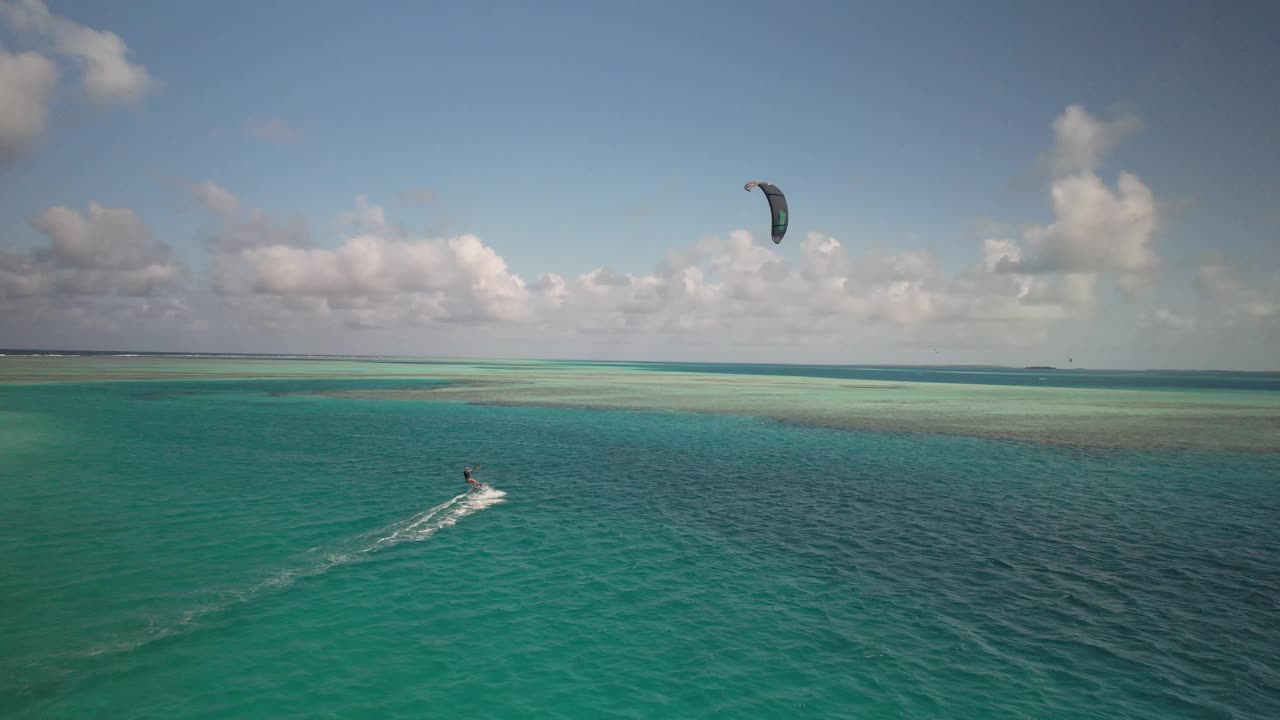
[{"xmin": 2, "ymin": 354, "xmax": 1278, "ymax": 718}]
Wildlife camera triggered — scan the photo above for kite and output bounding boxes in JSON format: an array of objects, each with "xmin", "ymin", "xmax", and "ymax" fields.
[{"xmin": 744, "ymin": 180, "xmax": 788, "ymax": 244}]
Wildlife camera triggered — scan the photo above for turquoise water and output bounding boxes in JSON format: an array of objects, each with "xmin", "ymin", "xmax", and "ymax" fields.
[{"xmin": 2, "ymin": 359, "xmax": 1279, "ymax": 718}]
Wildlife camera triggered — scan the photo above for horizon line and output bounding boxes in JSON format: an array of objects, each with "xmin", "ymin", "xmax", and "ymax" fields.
[{"xmin": 1, "ymin": 347, "xmax": 1277, "ymax": 375}]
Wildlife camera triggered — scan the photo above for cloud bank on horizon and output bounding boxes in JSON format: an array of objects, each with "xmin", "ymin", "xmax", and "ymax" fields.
[{"xmin": 0, "ymin": 1, "xmax": 1276, "ymax": 370}]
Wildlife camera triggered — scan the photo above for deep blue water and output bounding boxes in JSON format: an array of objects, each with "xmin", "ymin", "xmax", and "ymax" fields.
[{"xmin": 547, "ymin": 360, "xmax": 1280, "ymax": 392}]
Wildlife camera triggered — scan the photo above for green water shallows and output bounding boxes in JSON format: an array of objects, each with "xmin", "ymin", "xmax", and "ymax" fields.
[{"xmin": 1, "ymin": 356, "xmax": 1278, "ymax": 718}]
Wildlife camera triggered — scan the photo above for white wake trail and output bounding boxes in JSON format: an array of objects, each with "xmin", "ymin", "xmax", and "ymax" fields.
[
  {"xmin": 74, "ymin": 486, "xmax": 508, "ymax": 661},
  {"xmin": 368, "ymin": 486, "xmax": 508, "ymax": 550}
]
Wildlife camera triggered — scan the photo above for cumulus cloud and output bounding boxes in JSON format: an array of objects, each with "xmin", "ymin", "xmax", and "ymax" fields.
[
  {"xmin": 0, "ymin": 290, "xmax": 202, "ymax": 350},
  {"xmin": 13, "ymin": 103, "xmax": 1242, "ymax": 364},
  {"xmin": 0, "ymin": 0, "xmax": 152, "ymax": 165},
  {"xmin": 0, "ymin": 202, "xmax": 184, "ymax": 301},
  {"xmin": 1003, "ymin": 171, "xmax": 1159, "ymax": 274},
  {"xmin": 0, "ymin": 46, "xmax": 57, "ymax": 163},
  {"xmin": 34, "ymin": 203, "xmax": 158, "ymax": 270},
  {"xmin": 1138, "ymin": 307, "xmax": 1196, "ymax": 333},
  {"xmin": 1117, "ymin": 270, "xmax": 1157, "ymax": 301},
  {"xmin": 1197, "ymin": 260, "xmax": 1278, "ymax": 321},
  {"xmin": 1, "ymin": 0, "xmax": 156, "ymax": 104},
  {"xmin": 1104, "ymin": 262, "xmax": 1280, "ymax": 370},
  {"xmin": 244, "ymin": 117, "xmax": 297, "ymax": 144},
  {"xmin": 994, "ymin": 106, "xmax": 1160, "ymax": 277},
  {"xmin": 1048, "ymin": 104, "xmax": 1141, "ymax": 178},
  {"xmin": 206, "ymin": 211, "xmax": 310, "ymax": 253},
  {"xmin": 0, "ymin": 201, "xmax": 192, "ymax": 350},
  {"xmin": 190, "ymin": 179, "xmax": 239, "ymax": 217},
  {"xmin": 187, "ymin": 179, "xmax": 310, "ymax": 252},
  {"xmin": 195, "ymin": 174, "xmax": 1124, "ymax": 356},
  {"xmin": 213, "ymin": 197, "xmax": 530, "ymax": 328},
  {"xmin": 234, "ymin": 235, "xmax": 522, "ymax": 324},
  {"xmin": 501, "ymin": 228, "xmax": 1105, "ymax": 356},
  {"xmin": 337, "ymin": 194, "xmax": 399, "ymax": 237}
]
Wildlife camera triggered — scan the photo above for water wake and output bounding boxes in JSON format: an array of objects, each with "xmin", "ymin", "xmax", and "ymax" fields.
[
  {"xmin": 242, "ymin": 486, "xmax": 508, "ymax": 596},
  {"xmin": 368, "ymin": 486, "xmax": 508, "ymax": 550},
  {"xmin": 74, "ymin": 486, "xmax": 508, "ymax": 661}
]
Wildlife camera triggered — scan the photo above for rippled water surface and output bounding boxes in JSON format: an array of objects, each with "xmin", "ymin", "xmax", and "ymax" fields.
[{"xmin": 2, "ymin": 356, "xmax": 1278, "ymax": 718}]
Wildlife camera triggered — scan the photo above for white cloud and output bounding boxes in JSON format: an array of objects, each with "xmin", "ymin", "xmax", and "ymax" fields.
[
  {"xmin": 1197, "ymin": 260, "xmax": 1278, "ymax": 321},
  {"xmin": 1117, "ymin": 270, "xmax": 1157, "ymax": 301},
  {"xmin": 1015, "ymin": 172, "xmax": 1158, "ymax": 274},
  {"xmin": 191, "ymin": 179, "xmax": 239, "ymax": 217},
  {"xmin": 0, "ymin": 202, "xmax": 184, "ymax": 301},
  {"xmin": 0, "ymin": 201, "xmax": 193, "ymax": 350},
  {"xmin": 0, "ymin": 0, "xmax": 152, "ymax": 165},
  {"xmin": 13, "ymin": 103, "xmax": 1265, "ymax": 366},
  {"xmin": 196, "ymin": 180, "xmax": 1119, "ymax": 357},
  {"xmin": 187, "ymin": 179, "xmax": 310, "ymax": 252},
  {"xmin": 337, "ymin": 195, "xmax": 395, "ymax": 236},
  {"xmin": 0, "ymin": 247, "xmax": 51, "ymax": 297},
  {"xmin": 214, "ymin": 198, "xmax": 531, "ymax": 327},
  {"xmin": 0, "ymin": 46, "xmax": 57, "ymax": 163},
  {"xmin": 34, "ymin": 203, "xmax": 157, "ymax": 270},
  {"xmin": 1, "ymin": 0, "xmax": 156, "ymax": 104},
  {"xmin": 0, "ymin": 291, "xmax": 199, "ymax": 350},
  {"xmin": 244, "ymin": 117, "xmax": 297, "ymax": 144},
  {"xmin": 206, "ymin": 211, "xmax": 310, "ymax": 252},
  {"xmin": 1108, "ymin": 262, "xmax": 1280, "ymax": 370},
  {"xmin": 1049, "ymin": 104, "xmax": 1141, "ymax": 178},
  {"xmin": 1139, "ymin": 307, "xmax": 1196, "ymax": 333},
  {"xmin": 994, "ymin": 106, "xmax": 1160, "ymax": 276},
  {"xmin": 559, "ymin": 229, "xmax": 1100, "ymax": 354}
]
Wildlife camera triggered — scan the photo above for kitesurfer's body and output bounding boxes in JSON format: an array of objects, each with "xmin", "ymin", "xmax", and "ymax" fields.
[{"xmin": 463, "ymin": 465, "xmax": 483, "ymax": 490}]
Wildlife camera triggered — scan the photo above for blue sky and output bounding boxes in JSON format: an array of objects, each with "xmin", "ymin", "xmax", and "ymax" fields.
[{"xmin": 2, "ymin": 0, "xmax": 1278, "ymax": 368}]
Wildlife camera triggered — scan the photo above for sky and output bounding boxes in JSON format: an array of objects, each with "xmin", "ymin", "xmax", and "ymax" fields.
[{"xmin": 1, "ymin": 0, "xmax": 1278, "ymax": 370}]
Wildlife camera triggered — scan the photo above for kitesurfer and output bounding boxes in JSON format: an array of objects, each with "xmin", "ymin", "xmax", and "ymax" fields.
[{"xmin": 463, "ymin": 465, "xmax": 483, "ymax": 490}]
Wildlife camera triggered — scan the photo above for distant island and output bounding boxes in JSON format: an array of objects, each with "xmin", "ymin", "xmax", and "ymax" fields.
[{"xmin": 1024, "ymin": 365, "xmax": 1056, "ymax": 370}]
